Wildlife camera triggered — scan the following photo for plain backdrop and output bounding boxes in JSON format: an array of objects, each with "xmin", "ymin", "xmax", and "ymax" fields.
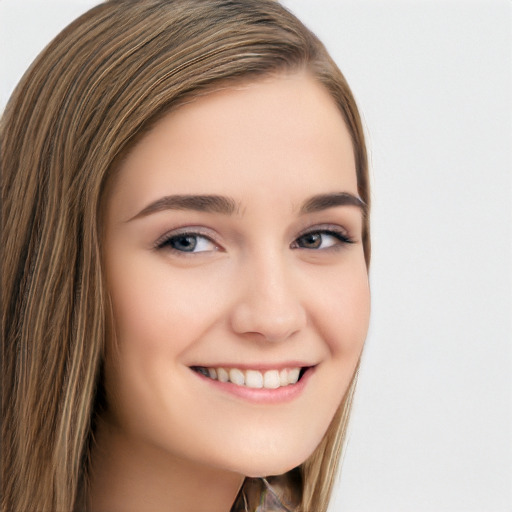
[{"xmin": 1, "ymin": 1, "xmax": 511, "ymax": 511}]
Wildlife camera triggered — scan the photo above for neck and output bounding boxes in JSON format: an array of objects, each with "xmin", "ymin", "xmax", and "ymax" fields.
[{"xmin": 88, "ymin": 417, "xmax": 244, "ymax": 512}]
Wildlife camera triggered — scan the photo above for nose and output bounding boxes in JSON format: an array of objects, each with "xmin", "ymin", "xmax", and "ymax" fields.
[{"xmin": 229, "ymin": 253, "xmax": 307, "ymax": 342}]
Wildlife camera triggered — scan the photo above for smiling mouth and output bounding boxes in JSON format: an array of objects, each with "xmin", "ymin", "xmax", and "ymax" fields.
[{"xmin": 190, "ymin": 366, "xmax": 309, "ymax": 389}]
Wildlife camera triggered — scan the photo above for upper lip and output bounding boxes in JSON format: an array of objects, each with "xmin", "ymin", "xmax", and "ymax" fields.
[{"xmin": 189, "ymin": 362, "xmax": 315, "ymax": 371}]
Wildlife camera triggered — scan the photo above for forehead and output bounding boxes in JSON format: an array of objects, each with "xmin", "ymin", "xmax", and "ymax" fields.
[{"xmin": 108, "ymin": 72, "xmax": 357, "ymax": 219}]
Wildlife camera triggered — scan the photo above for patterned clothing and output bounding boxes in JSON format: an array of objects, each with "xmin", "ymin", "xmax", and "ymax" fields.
[{"xmin": 230, "ymin": 469, "xmax": 301, "ymax": 512}]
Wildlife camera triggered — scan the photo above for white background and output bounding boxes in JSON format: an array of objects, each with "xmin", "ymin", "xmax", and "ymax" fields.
[{"xmin": 1, "ymin": 1, "xmax": 511, "ymax": 511}]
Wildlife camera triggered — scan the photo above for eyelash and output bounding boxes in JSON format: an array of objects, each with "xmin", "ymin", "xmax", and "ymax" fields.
[
  {"xmin": 154, "ymin": 228, "xmax": 218, "ymax": 254},
  {"xmin": 154, "ymin": 226, "xmax": 354, "ymax": 255},
  {"xmin": 292, "ymin": 227, "xmax": 354, "ymax": 250}
]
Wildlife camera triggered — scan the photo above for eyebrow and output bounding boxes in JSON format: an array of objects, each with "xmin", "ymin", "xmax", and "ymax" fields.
[
  {"xmin": 127, "ymin": 194, "xmax": 239, "ymax": 221},
  {"xmin": 299, "ymin": 192, "xmax": 367, "ymax": 217},
  {"xmin": 127, "ymin": 191, "xmax": 366, "ymax": 222}
]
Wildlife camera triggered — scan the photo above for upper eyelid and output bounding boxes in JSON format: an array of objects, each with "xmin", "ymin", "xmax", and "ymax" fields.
[
  {"xmin": 153, "ymin": 227, "xmax": 220, "ymax": 250},
  {"xmin": 294, "ymin": 223, "xmax": 351, "ymax": 239}
]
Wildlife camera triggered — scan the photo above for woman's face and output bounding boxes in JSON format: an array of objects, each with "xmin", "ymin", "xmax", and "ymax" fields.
[{"xmin": 102, "ymin": 72, "xmax": 370, "ymax": 477}]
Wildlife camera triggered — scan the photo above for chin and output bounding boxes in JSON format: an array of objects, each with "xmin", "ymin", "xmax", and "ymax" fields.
[
  {"xmin": 223, "ymin": 440, "xmax": 317, "ymax": 478},
  {"xmin": 204, "ymin": 410, "xmax": 335, "ymax": 479}
]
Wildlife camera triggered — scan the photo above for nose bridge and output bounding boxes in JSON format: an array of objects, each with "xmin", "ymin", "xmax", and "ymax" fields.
[{"xmin": 230, "ymin": 246, "xmax": 307, "ymax": 342}]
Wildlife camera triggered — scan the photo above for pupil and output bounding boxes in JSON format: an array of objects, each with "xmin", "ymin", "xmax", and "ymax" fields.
[
  {"xmin": 172, "ymin": 235, "xmax": 197, "ymax": 252},
  {"xmin": 301, "ymin": 233, "xmax": 321, "ymax": 248}
]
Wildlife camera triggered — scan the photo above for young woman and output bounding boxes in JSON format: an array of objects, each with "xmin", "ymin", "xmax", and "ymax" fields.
[{"xmin": 1, "ymin": 1, "xmax": 371, "ymax": 511}]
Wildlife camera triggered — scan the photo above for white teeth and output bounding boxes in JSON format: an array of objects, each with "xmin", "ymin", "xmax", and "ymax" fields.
[
  {"xmin": 245, "ymin": 370, "xmax": 264, "ymax": 388},
  {"xmin": 229, "ymin": 368, "xmax": 245, "ymax": 386},
  {"xmin": 287, "ymin": 368, "xmax": 300, "ymax": 385},
  {"xmin": 217, "ymin": 368, "xmax": 229, "ymax": 383},
  {"xmin": 263, "ymin": 370, "xmax": 280, "ymax": 389},
  {"xmin": 196, "ymin": 366, "xmax": 306, "ymax": 388}
]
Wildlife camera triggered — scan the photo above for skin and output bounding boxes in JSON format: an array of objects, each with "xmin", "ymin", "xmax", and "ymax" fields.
[{"xmin": 90, "ymin": 71, "xmax": 370, "ymax": 512}]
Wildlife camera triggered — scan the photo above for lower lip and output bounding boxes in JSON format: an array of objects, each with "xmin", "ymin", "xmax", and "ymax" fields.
[{"xmin": 192, "ymin": 367, "xmax": 314, "ymax": 404}]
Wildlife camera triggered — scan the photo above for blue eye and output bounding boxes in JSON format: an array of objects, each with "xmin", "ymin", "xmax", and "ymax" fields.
[
  {"xmin": 157, "ymin": 233, "xmax": 217, "ymax": 253},
  {"xmin": 294, "ymin": 230, "xmax": 353, "ymax": 250}
]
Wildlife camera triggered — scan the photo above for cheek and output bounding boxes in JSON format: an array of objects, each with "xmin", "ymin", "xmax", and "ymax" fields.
[
  {"xmin": 102, "ymin": 259, "xmax": 217, "ymax": 433},
  {"xmin": 336, "ymin": 275, "xmax": 370, "ymax": 349},
  {"xmin": 103, "ymin": 255, "xmax": 231, "ymax": 412},
  {"xmin": 307, "ymin": 260, "xmax": 370, "ymax": 357},
  {"xmin": 106, "ymin": 255, "xmax": 214, "ymax": 355}
]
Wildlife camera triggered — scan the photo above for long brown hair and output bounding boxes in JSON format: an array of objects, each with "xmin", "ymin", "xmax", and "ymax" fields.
[{"xmin": 1, "ymin": 1, "xmax": 370, "ymax": 510}]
